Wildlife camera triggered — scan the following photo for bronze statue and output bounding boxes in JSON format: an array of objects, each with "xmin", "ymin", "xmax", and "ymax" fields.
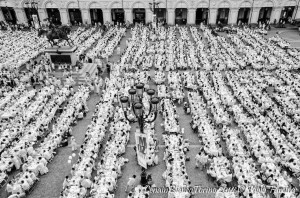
[{"xmin": 38, "ymin": 19, "xmax": 74, "ymax": 47}]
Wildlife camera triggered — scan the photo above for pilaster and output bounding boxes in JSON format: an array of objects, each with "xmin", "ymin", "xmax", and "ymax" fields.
[
  {"xmin": 14, "ymin": 8, "xmax": 28, "ymax": 25},
  {"xmin": 209, "ymin": 8, "xmax": 217, "ymax": 25},
  {"xmin": 125, "ymin": 8, "xmax": 132, "ymax": 23},
  {"xmin": 271, "ymin": 7, "xmax": 282, "ymax": 23},
  {"xmin": 0, "ymin": 8, "xmax": 4, "ymax": 22},
  {"xmin": 188, "ymin": 8, "xmax": 196, "ymax": 25},
  {"xmin": 81, "ymin": 8, "xmax": 91, "ymax": 25},
  {"xmin": 59, "ymin": 8, "xmax": 69, "ymax": 25},
  {"xmin": 145, "ymin": 8, "xmax": 152, "ymax": 24},
  {"xmin": 38, "ymin": 8, "xmax": 47, "ymax": 22},
  {"xmin": 168, "ymin": 8, "xmax": 175, "ymax": 25},
  {"xmin": 229, "ymin": 8, "xmax": 239, "ymax": 24},
  {"xmin": 250, "ymin": 7, "xmax": 260, "ymax": 24}
]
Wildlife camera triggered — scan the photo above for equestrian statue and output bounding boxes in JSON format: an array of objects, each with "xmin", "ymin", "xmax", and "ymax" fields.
[{"xmin": 38, "ymin": 19, "xmax": 74, "ymax": 47}]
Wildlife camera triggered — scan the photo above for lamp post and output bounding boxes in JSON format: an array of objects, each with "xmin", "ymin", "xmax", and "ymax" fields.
[
  {"xmin": 120, "ymin": 83, "xmax": 160, "ymax": 134},
  {"xmin": 249, "ymin": 0, "xmax": 255, "ymax": 25},
  {"xmin": 208, "ymin": 0, "xmax": 210, "ymax": 25},
  {"xmin": 149, "ymin": 0, "xmax": 160, "ymax": 27},
  {"xmin": 25, "ymin": 0, "xmax": 40, "ymax": 27}
]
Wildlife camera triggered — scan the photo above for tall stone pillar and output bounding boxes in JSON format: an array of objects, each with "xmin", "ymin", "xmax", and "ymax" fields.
[
  {"xmin": 59, "ymin": 8, "xmax": 69, "ymax": 25},
  {"xmin": 250, "ymin": 7, "xmax": 260, "ymax": 24},
  {"xmin": 168, "ymin": 8, "xmax": 175, "ymax": 25},
  {"xmin": 209, "ymin": 8, "xmax": 217, "ymax": 25},
  {"xmin": 145, "ymin": 8, "xmax": 152, "ymax": 24},
  {"xmin": 38, "ymin": 8, "xmax": 47, "ymax": 22},
  {"xmin": 124, "ymin": 8, "xmax": 132, "ymax": 23},
  {"xmin": 81, "ymin": 8, "xmax": 91, "ymax": 25},
  {"xmin": 188, "ymin": 8, "xmax": 196, "ymax": 25},
  {"xmin": 14, "ymin": 8, "xmax": 28, "ymax": 25},
  {"xmin": 229, "ymin": 8, "xmax": 239, "ymax": 24},
  {"xmin": 271, "ymin": 7, "xmax": 282, "ymax": 24},
  {"xmin": 0, "ymin": 8, "xmax": 5, "ymax": 22},
  {"xmin": 295, "ymin": 8, "xmax": 300, "ymax": 19},
  {"xmin": 103, "ymin": 9, "xmax": 111, "ymax": 23}
]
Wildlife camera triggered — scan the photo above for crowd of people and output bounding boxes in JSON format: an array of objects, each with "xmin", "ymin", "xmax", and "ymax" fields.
[{"xmin": 1, "ymin": 16, "xmax": 300, "ymax": 198}]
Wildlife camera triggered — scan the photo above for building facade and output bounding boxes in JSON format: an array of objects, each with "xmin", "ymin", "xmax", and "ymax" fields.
[{"xmin": 0, "ymin": 0, "xmax": 299, "ymax": 26}]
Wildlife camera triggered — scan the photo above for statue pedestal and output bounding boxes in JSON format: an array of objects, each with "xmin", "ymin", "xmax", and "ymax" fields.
[{"xmin": 44, "ymin": 46, "xmax": 78, "ymax": 66}]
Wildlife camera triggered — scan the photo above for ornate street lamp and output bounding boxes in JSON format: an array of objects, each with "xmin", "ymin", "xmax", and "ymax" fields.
[
  {"xmin": 120, "ymin": 83, "xmax": 160, "ymax": 133},
  {"xmin": 149, "ymin": 0, "xmax": 160, "ymax": 27},
  {"xmin": 249, "ymin": 0, "xmax": 255, "ymax": 25}
]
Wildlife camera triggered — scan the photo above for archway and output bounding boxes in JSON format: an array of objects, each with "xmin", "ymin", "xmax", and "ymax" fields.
[
  {"xmin": 89, "ymin": 2, "xmax": 103, "ymax": 25},
  {"xmin": 258, "ymin": 7, "xmax": 272, "ymax": 24},
  {"xmin": 46, "ymin": 9, "xmax": 61, "ymax": 25},
  {"xmin": 68, "ymin": 9, "xmax": 82, "ymax": 25},
  {"xmin": 196, "ymin": 1, "xmax": 209, "ymax": 24},
  {"xmin": 1, "ymin": 7, "xmax": 17, "ymax": 24},
  {"xmin": 24, "ymin": 7, "xmax": 39, "ymax": 27},
  {"xmin": 68, "ymin": 2, "xmax": 82, "ymax": 25},
  {"xmin": 237, "ymin": 8, "xmax": 251, "ymax": 24},
  {"xmin": 196, "ymin": 8, "xmax": 209, "ymax": 25},
  {"xmin": 133, "ymin": 8, "xmax": 145, "ymax": 24},
  {"xmin": 45, "ymin": 1, "xmax": 61, "ymax": 25},
  {"xmin": 175, "ymin": 8, "xmax": 187, "ymax": 25},
  {"xmin": 90, "ymin": 9, "xmax": 103, "ymax": 25},
  {"xmin": 111, "ymin": 9, "xmax": 125, "ymax": 24},
  {"xmin": 280, "ymin": 6, "xmax": 295, "ymax": 23},
  {"xmin": 217, "ymin": 1, "xmax": 230, "ymax": 25},
  {"xmin": 217, "ymin": 8, "xmax": 230, "ymax": 25},
  {"xmin": 156, "ymin": 8, "xmax": 166, "ymax": 24}
]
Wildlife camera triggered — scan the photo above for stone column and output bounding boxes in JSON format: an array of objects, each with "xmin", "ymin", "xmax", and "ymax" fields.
[
  {"xmin": 102, "ymin": 9, "xmax": 111, "ymax": 23},
  {"xmin": 295, "ymin": 8, "xmax": 300, "ymax": 19},
  {"xmin": 229, "ymin": 8, "xmax": 239, "ymax": 24},
  {"xmin": 271, "ymin": 7, "xmax": 282, "ymax": 24},
  {"xmin": 209, "ymin": 8, "xmax": 217, "ymax": 24},
  {"xmin": 14, "ymin": 8, "xmax": 28, "ymax": 25},
  {"xmin": 145, "ymin": 8, "xmax": 152, "ymax": 24},
  {"xmin": 38, "ymin": 8, "xmax": 47, "ymax": 22},
  {"xmin": 0, "ymin": 8, "xmax": 5, "ymax": 22},
  {"xmin": 168, "ymin": 8, "xmax": 175, "ymax": 25},
  {"xmin": 187, "ymin": 8, "xmax": 196, "ymax": 25},
  {"xmin": 81, "ymin": 8, "xmax": 91, "ymax": 25},
  {"xmin": 59, "ymin": 8, "xmax": 69, "ymax": 25},
  {"xmin": 124, "ymin": 8, "xmax": 132, "ymax": 23},
  {"xmin": 250, "ymin": 7, "xmax": 260, "ymax": 24}
]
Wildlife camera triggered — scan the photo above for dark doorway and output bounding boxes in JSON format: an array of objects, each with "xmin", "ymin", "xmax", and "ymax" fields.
[
  {"xmin": 1, "ymin": 7, "xmax": 17, "ymax": 24},
  {"xmin": 237, "ymin": 8, "xmax": 251, "ymax": 24},
  {"xmin": 280, "ymin": 6, "xmax": 295, "ymax": 23},
  {"xmin": 111, "ymin": 9, "xmax": 124, "ymax": 25},
  {"xmin": 258, "ymin": 7, "xmax": 272, "ymax": 23},
  {"xmin": 24, "ymin": 7, "xmax": 39, "ymax": 26},
  {"xmin": 156, "ymin": 8, "xmax": 166, "ymax": 24},
  {"xmin": 175, "ymin": 8, "xmax": 187, "ymax": 25},
  {"xmin": 133, "ymin": 8, "xmax": 145, "ymax": 24},
  {"xmin": 46, "ymin": 8, "xmax": 61, "ymax": 25},
  {"xmin": 90, "ymin": 9, "xmax": 103, "ymax": 25},
  {"xmin": 217, "ymin": 8, "xmax": 230, "ymax": 25},
  {"xmin": 196, "ymin": 8, "xmax": 208, "ymax": 24},
  {"xmin": 68, "ymin": 9, "xmax": 82, "ymax": 25}
]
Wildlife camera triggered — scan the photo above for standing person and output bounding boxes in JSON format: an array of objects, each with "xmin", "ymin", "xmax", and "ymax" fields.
[
  {"xmin": 106, "ymin": 62, "xmax": 111, "ymax": 78},
  {"xmin": 195, "ymin": 152, "xmax": 201, "ymax": 169},
  {"xmin": 70, "ymin": 136, "xmax": 77, "ymax": 151},
  {"xmin": 95, "ymin": 81, "xmax": 100, "ymax": 95},
  {"xmin": 125, "ymin": 175, "xmax": 136, "ymax": 193},
  {"xmin": 97, "ymin": 64, "xmax": 102, "ymax": 76}
]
